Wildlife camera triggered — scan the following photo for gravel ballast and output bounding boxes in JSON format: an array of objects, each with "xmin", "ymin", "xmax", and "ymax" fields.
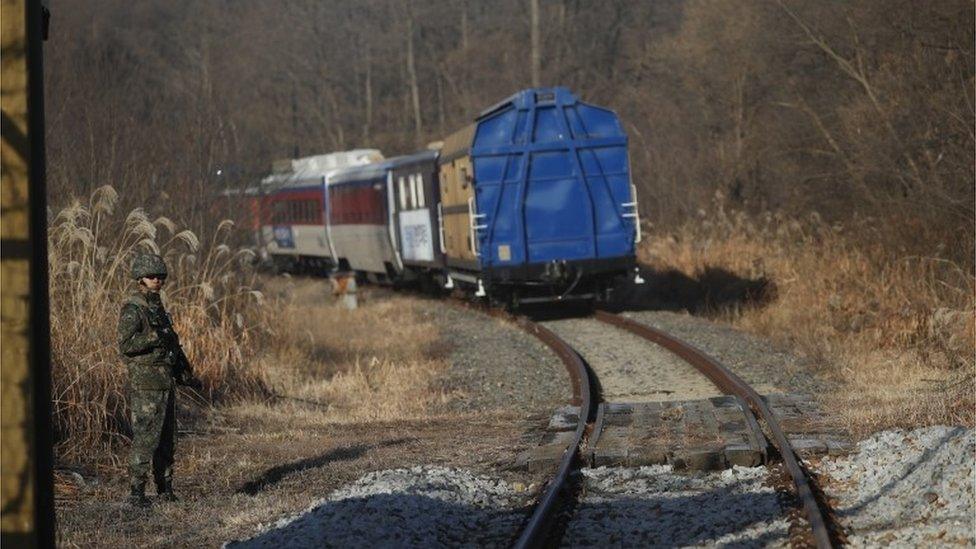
[
  {"xmin": 620, "ymin": 310, "xmax": 822, "ymax": 395},
  {"xmin": 563, "ymin": 465, "xmax": 790, "ymax": 547},
  {"xmin": 816, "ymin": 425, "xmax": 975, "ymax": 547},
  {"xmin": 420, "ymin": 301, "xmax": 571, "ymax": 413},
  {"xmin": 543, "ymin": 317, "xmax": 725, "ymax": 402},
  {"xmin": 224, "ymin": 427, "xmax": 976, "ymax": 548},
  {"xmin": 225, "ymin": 466, "xmax": 528, "ymax": 548}
]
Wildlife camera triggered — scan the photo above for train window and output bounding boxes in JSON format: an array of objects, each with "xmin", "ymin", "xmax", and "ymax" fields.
[
  {"xmin": 409, "ymin": 174, "xmax": 418, "ymax": 209},
  {"xmin": 416, "ymin": 174, "xmax": 425, "ymax": 208},
  {"xmin": 398, "ymin": 176, "xmax": 407, "ymax": 210}
]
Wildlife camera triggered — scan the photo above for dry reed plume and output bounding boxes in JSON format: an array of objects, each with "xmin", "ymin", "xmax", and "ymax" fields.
[
  {"xmin": 641, "ymin": 199, "xmax": 975, "ymax": 435},
  {"xmin": 49, "ymin": 185, "xmax": 269, "ymax": 462}
]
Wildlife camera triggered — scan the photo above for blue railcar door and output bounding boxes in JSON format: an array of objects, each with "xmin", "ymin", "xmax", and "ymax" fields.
[{"xmin": 471, "ymin": 88, "xmax": 636, "ymax": 273}]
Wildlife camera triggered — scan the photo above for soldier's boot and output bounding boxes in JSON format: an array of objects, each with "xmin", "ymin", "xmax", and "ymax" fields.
[
  {"xmin": 127, "ymin": 483, "xmax": 152, "ymax": 508},
  {"xmin": 156, "ymin": 480, "xmax": 178, "ymax": 502}
]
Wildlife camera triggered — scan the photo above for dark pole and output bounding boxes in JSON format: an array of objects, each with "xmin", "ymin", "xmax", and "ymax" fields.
[{"xmin": 27, "ymin": 0, "xmax": 55, "ymax": 546}]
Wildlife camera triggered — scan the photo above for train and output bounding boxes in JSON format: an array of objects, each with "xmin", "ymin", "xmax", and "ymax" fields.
[
  {"xmin": 254, "ymin": 149, "xmax": 383, "ymax": 273},
  {"xmin": 254, "ymin": 87, "xmax": 644, "ymax": 306}
]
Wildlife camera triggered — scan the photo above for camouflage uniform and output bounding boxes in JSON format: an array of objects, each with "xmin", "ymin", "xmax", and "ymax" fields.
[{"xmin": 118, "ymin": 254, "xmax": 197, "ymax": 505}]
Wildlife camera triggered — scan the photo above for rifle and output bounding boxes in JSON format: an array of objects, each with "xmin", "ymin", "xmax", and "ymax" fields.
[
  {"xmin": 167, "ymin": 344, "xmax": 202, "ymax": 389},
  {"xmin": 148, "ymin": 306, "xmax": 203, "ymax": 389}
]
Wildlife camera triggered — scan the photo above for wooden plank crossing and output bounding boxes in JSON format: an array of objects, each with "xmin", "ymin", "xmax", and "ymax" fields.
[{"xmin": 516, "ymin": 394, "xmax": 851, "ymax": 472}]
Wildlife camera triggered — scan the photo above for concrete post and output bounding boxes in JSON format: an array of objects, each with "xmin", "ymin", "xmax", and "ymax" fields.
[{"xmin": 331, "ymin": 273, "xmax": 358, "ymax": 310}]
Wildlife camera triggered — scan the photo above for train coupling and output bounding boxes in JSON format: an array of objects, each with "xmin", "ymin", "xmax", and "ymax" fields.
[{"xmin": 541, "ymin": 260, "xmax": 571, "ymax": 283}]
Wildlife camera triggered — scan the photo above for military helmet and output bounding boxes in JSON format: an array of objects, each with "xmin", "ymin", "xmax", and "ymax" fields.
[{"xmin": 130, "ymin": 253, "xmax": 168, "ymax": 280}]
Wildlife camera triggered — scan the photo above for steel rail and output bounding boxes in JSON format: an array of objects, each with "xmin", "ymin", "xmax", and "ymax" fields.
[
  {"xmin": 509, "ymin": 316, "xmax": 593, "ymax": 549},
  {"xmin": 593, "ymin": 310, "xmax": 834, "ymax": 549},
  {"xmin": 441, "ymin": 300, "xmax": 593, "ymax": 547}
]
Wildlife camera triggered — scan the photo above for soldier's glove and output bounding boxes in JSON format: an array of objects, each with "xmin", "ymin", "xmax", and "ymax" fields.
[{"xmin": 146, "ymin": 329, "xmax": 163, "ymax": 347}]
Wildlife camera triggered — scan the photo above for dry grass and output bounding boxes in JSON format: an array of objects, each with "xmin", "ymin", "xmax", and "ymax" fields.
[
  {"xmin": 640, "ymin": 201, "xmax": 975, "ymax": 436},
  {"xmin": 49, "ymin": 186, "xmax": 269, "ymax": 462},
  {"xmin": 240, "ymin": 279, "xmax": 452, "ymax": 423},
  {"xmin": 50, "ymin": 187, "xmax": 452, "ymax": 464}
]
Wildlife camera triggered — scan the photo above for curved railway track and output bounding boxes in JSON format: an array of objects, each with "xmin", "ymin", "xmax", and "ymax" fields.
[{"xmin": 498, "ymin": 308, "xmax": 836, "ymax": 549}]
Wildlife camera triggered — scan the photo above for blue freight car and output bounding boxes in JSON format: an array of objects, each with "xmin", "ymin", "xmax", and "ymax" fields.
[{"xmin": 438, "ymin": 87, "xmax": 642, "ymax": 305}]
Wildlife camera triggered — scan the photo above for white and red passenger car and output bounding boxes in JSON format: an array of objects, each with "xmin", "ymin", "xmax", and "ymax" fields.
[{"xmin": 258, "ymin": 150, "xmax": 382, "ymax": 273}]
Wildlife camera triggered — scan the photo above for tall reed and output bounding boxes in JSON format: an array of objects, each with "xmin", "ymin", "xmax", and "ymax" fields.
[
  {"xmin": 641, "ymin": 198, "xmax": 975, "ymax": 434},
  {"xmin": 49, "ymin": 186, "xmax": 268, "ymax": 462}
]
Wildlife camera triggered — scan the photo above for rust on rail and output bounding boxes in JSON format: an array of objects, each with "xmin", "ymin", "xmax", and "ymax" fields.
[
  {"xmin": 447, "ymin": 300, "xmax": 594, "ymax": 547},
  {"xmin": 593, "ymin": 310, "xmax": 835, "ymax": 549},
  {"xmin": 509, "ymin": 315, "xmax": 593, "ymax": 549}
]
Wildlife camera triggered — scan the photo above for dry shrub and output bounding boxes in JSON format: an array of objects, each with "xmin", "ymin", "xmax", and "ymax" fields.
[
  {"xmin": 249, "ymin": 280, "xmax": 450, "ymax": 422},
  {"xmin": 49, "ymin": 185, "xmax": 269, "ymax": 462},
  {"xmin": 641, "ymin": 200, "xmax": 974, "ymax": 435}
]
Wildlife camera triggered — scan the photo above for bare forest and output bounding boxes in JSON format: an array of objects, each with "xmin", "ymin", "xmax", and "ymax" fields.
[
  {"xmin": 47, "ymin": 0, "xmax": 974, "ymax": 254},
  {"xmin": 45, "ymin": 0, "xmax": 974, "ymax": 460}
]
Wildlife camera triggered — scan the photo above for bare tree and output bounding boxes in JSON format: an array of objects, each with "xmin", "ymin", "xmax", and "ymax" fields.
[
  {"xmin": 44, "ymin": 0, "xmax": 974, "ymax": 264},
  {"xmin": 405, "ymin": 10, "xmax": 423, "ymax": 143},
  {"xmin": 362, "ymin": 43, "xmax": 373, "ymax": 143},
  {"xmin": 530, "ymin": 0, "xmax": 541, "ymax": 87}
]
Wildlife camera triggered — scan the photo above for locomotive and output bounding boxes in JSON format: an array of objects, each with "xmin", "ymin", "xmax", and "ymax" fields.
[{"xmin": 259, "ymin": 87, "xmax": 643, "ymax": 305}]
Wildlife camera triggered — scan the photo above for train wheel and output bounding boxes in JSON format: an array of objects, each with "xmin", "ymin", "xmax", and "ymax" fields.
[{"xmin": 419, "ymin": 273, "xmax": 444, "ymax": 297}]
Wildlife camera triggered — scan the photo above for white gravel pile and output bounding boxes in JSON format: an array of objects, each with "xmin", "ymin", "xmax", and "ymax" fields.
[
  {"xmin": 816, "ymin": 425, "xmax": 974, "ymax": 547},
  {"xmin": 225, "ymin": 466, "xmax": 526, "ymax": 548},
  {"xmin": 227, "ymin": 427, "xmax": 974, "ymax": 548},
  {"xmin": 563, "ymin": 465, "xmax": 789, "ymax": 547}
]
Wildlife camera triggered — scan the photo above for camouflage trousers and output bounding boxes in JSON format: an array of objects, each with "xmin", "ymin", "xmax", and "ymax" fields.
[{"xmin": 128, "ymin": 387, "xmax": 176, "ymax": 492}]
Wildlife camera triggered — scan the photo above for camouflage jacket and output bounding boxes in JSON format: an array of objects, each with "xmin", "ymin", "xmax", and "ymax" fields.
[{"xmin": 118, "ymin": 290, "xmax": 178, "ymax": 390}]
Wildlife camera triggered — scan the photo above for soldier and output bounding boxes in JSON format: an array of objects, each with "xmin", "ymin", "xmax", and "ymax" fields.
[{"xmin": 118, "ymin": 253, "xmax": 201, "ymax": 507}]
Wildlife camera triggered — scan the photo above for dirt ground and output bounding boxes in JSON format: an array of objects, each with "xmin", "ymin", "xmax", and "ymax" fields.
[
  {"xmin": 55, "ymin": 403, "xmax": 549, "ymax": 547},
  {"xmin": 55, "ymin": 281, "xmax": 563, "ymax": 548},
  {"xmin": 53, "ymin": 277, "xmax": 861, "ymax": 547}
]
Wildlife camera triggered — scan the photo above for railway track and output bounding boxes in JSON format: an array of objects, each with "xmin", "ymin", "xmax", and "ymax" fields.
[{"xmin": 498, "ymin": 308, "xmax": 837, "ymax": 549}]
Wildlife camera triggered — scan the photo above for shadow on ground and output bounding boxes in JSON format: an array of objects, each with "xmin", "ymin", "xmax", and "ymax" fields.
[
  {"xmin": 605, "ymin": 264, "xmax": 776, "ymax": 315},
  {"xmin": 522, "ymin": 264, "xmax": 775, "ymax": 322},
  {"xmin": 238, "ymin": 438, "xmax": 414, "ymax": 496},
  {"xmin": 227, "ymin": 478, "xmax": 787, "ymax": 548}
]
